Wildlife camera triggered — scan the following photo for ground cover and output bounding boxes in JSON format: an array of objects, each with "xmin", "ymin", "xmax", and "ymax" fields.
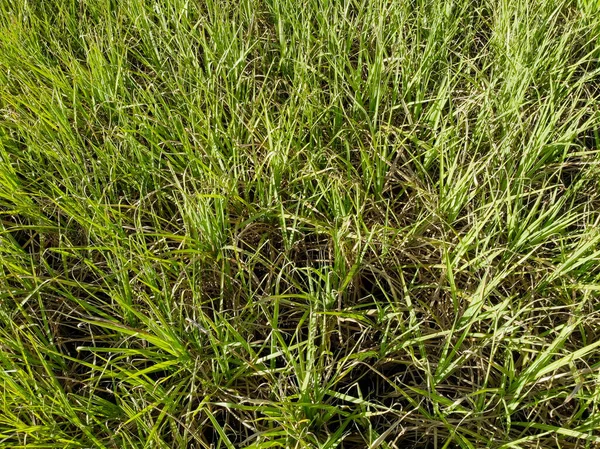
[{"xmin": 1, "ymin": 0, "xmax": 600, "ymax": 447}]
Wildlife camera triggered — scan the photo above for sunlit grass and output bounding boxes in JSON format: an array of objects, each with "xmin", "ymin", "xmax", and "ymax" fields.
[{"xmin": 1, "ymin": 0, "xmax": 600, "ymax": 447}]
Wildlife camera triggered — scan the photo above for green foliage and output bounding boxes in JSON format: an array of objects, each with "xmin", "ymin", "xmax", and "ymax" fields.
[{"xmin": 1, "ymin": 0, "xmax": 600, "ymax": 447}]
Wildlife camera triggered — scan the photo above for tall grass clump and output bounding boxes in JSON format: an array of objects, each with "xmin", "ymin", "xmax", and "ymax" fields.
[{"xmin": 1, "ymin": 0, "xmax": 600, "ymax": 447}]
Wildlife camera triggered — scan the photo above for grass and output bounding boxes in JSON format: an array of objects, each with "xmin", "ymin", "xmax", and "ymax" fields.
[{"xmin": 0, "ymin": 0, "xmax": 600, "ymax": 447}]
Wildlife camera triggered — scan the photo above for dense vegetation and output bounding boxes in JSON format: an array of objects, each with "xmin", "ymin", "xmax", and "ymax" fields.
[{"xmin": 1, "ymin": 0, "xmax": 600, "ymax": 447}]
